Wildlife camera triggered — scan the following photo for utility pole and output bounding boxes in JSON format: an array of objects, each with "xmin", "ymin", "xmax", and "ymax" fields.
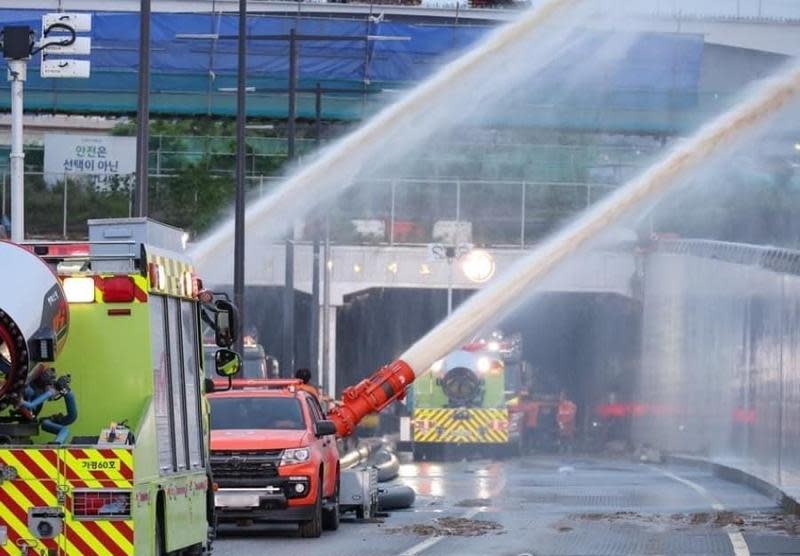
[
  {"xmin": 282, "ymin": 28, "xmax": 298, "ymax": 378},
  {"xmin": 233, "ymin": 0, "xmax": 247, "ymax": 354},
  {"xmin": 287, "ymin": 28, "xmax": 297, "ymax": 160},
  {"xmin": 283, "ymin": 235, "xmax": 295, "ymax": 378},
  {"xmin": 322, "ymin": 214, "xmax": 331, "ymax": 396},
  {"xmin": 310, "ymin": 234, "xmax": 320, "ymax": 380},
  {"xmin": 309, "ymin": 82, "xmax": 322, "ymax": 380},
  {"xmin": 135, "ymin": 0, "xmax": 150, "ymax": 217},
  {"xmin": 314, "ymin": 82, "xmax": 322, "ymax": 145}
]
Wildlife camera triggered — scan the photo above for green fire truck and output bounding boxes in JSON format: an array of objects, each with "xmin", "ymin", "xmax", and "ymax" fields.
[{"xmin": 0, "ymin": 218, "xmax": 239, "ymax": 555}]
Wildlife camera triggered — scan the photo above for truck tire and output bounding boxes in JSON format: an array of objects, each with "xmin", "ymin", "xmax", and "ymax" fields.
[
  {"xmin": 322, "ymin": 476, "xmax": 340, "ymax": 531},
  {"xmin": 298, "ymin": 484, "xmax": 323, "ymax": 538}
]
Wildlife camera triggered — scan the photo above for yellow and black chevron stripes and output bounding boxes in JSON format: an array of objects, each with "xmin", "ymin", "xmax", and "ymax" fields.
[
  {"xmin": 413, "ymin": 408, "xmax": 510, "ymax": 444},
  {"xmin": 147, "ymin": 253, "xmax": 195, "ymax": 299},
  {"xmin": 0, "ymin": 448, "xmax": 134, "ymax": 555}
]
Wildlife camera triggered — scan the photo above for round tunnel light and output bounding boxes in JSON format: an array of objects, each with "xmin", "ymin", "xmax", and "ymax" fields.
[{"xmin": 461, "ymin": 249, "xmax": 495, "ymax": 283}]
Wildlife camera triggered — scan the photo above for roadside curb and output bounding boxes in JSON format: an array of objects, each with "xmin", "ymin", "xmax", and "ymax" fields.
[{"xmin": 663, "ymin": 454, "xmax": 800, "ymax": 515}]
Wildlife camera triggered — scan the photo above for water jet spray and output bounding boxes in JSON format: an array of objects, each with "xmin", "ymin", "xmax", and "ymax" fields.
[{"xmin": 329, "ymin": 62, "xmax": 800, "ymax": 436}]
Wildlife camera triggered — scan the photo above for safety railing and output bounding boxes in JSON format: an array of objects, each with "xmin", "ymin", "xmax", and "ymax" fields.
[
  {"xmin": 658, "ymin": 238, "xmax": 800, "ymax": 277},
  {"xmin": 4, "ymin": 171, "xmax": 620, "ymax": 248}
]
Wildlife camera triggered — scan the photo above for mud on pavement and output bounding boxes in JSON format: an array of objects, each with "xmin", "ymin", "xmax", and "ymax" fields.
[{"xmin": 385, "ymin": 517, "xmax": 504, "ymax": 537}]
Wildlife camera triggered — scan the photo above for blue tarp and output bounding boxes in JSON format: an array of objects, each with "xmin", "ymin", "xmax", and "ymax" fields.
[{"xmin": 0, "ymin": 9, "xmax": 704, "ymax": 126}]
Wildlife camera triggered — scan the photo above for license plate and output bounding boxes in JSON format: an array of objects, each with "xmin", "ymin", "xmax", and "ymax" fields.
[
  {"xmin": 80, "ymin": 459, "xmax": 120, "ymax": 472},
  {"xmin": 215, "ymin": 492, "xmax": 260, "ymax": 508}
]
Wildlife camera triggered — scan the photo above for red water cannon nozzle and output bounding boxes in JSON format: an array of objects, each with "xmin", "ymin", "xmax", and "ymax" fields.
[{"xmin": 328, "ymin": 359, "xmax": 415, "ymax": 438}]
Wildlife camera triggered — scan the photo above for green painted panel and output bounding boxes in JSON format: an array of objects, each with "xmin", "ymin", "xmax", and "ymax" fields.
[
  {"xmin": 55, "ymin": 302, "xmax": 153, "ymax": 440},
  {"xmin": 413, "ymin": 366, "xmax": 506, "ymax": 409}
]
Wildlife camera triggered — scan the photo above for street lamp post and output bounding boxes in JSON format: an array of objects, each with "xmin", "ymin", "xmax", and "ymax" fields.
[
  {"xmin": 429, "ymin": 243, "xmax": 471, "ymax": 315},
  {"xmin": 445, "ymin": 246, "xmax": 456, "ymax": 315},
  {"xmin": 430, "ymin": 243, "xmax": 496, "ymax": 315}
]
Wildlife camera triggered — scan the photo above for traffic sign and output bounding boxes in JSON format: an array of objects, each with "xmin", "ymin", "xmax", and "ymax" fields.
[
  {"xmin": 41, "ymin": 59, "xmax": 90, "ymax": 79},
  {"xmin": 42, "ymin": 13, "xmax": 91, "ymax": 33},
  {"xmin": 40, "ymin": 36, "xmax": 91, "ymax": 56}
]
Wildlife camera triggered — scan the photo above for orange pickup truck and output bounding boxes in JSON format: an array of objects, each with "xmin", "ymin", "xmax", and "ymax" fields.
[{"xmin": 208, "ymin": 380, "xmax": 340, "ymax": 537}]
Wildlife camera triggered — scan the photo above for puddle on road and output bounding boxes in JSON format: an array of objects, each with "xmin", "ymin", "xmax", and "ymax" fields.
[
  {"xmin": 456, "ymin": 498, "xmax": 492, "ymax": 507},
  {"xmin": 385, "ymin": 517, "xmax": 504, "ymax": 537},
  {"xmin": 556, "ymin": 510, "xmax": 800, "ymax": 536}
]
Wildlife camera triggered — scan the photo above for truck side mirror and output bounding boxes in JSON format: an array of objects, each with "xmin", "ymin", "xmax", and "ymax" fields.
[
  {"xmin": 214, "ymin": 299, "xmax": 238, "ymax": 348},
  {"xmin": 314, "ymin": 420, "xmax": 337, "ymax": 437},
  {"xmin": 215, "ymin": 349, "xmax": 241, "ymax": 378}
]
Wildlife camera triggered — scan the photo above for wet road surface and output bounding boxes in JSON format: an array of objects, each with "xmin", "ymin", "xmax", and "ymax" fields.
[{"xmin": 214, "ymin": 456, "xmax": 800, "ymax": 555}]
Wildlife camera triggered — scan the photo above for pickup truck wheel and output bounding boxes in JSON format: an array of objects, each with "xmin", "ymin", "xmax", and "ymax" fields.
[
  {"xmin": 322, "ymin": 477, "xmax": 340, "ymax": 531},
  {"xmin": 298, "ymin": 485, "xmax": 323, "ymax": 538}
]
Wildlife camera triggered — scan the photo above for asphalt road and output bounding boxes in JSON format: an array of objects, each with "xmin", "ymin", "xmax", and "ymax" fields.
[{"xmin": 213, "ymin": 455, "xmax": 800, "ymax": 556}]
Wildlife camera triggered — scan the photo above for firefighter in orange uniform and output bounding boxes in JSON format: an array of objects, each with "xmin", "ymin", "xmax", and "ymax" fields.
[{"xmin": 557, "ymin": 390, "xmax": 577, "ymax": 450}]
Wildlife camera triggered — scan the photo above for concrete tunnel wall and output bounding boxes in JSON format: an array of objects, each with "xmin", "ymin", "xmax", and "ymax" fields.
[{"xmin": 635, "ymin": 242, "xmax": 800, "ymax": 490}]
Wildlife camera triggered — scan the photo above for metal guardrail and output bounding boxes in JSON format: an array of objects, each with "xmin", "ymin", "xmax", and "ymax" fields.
[{"xmin": 658, "ymin": 238, "xmax": 800, "ymax": 276}]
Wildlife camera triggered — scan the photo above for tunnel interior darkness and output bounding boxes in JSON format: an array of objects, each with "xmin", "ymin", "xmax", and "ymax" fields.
[
  {"xmin": 233, "ymin": 283, "xmax": 643, "ymax": 440},
  {"xmin": 337, "ymin": 288, "xmax": 642, "ymax": 428}
]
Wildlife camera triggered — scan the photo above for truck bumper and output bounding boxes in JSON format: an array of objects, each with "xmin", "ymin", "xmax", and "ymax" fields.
[{"xmin": 215, "ymin": 487, "xmax": 316, "ymax": 523}]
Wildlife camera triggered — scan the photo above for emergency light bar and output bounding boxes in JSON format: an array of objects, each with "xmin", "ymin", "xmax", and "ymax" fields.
[{"xmin": 226, "ymin": 379, "xmax": 304, "ymax": 390}]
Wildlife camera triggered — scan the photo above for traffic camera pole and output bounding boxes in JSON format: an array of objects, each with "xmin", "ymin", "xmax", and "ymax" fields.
[
  {"xmin": 8, "ymin": 58, "xmax": 25, "ymax": 242},
  {"xmin": 4, "ymin": 18, "xmax": 90, "ymax": 241},
  {"xmin": 3, "ymin": 26, "xmax": 33, "ymax": 242}
]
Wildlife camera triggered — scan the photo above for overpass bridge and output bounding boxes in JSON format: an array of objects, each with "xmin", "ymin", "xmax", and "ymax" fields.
[
  {"xmin": 8, "ymin": 0, "xmax": 800, "ymax": 58},
  {"xmin": 0, "ymin": 2, "xmax": 796, "ymax": 132}
]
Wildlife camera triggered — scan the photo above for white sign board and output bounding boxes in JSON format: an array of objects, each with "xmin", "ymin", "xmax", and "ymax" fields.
[
  {"xmin": 42, "ymin": 13, "xmax": 92, "ymax": 33},
  {"xmin": 41, "ymin": 59, "xmax": 90, "ymax": 79},
  {"xmin": 41, "ymin": 36, "xmax": 91, "ymax": 56},
  {"xmin": 44, "ymin": 134, "xmax": 136, "ymax": 186}
]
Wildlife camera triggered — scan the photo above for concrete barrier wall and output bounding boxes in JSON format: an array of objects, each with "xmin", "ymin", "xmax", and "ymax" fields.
[{"xmin": 636, "ymin": 244, "xmax": 800, "ymax": 489}]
